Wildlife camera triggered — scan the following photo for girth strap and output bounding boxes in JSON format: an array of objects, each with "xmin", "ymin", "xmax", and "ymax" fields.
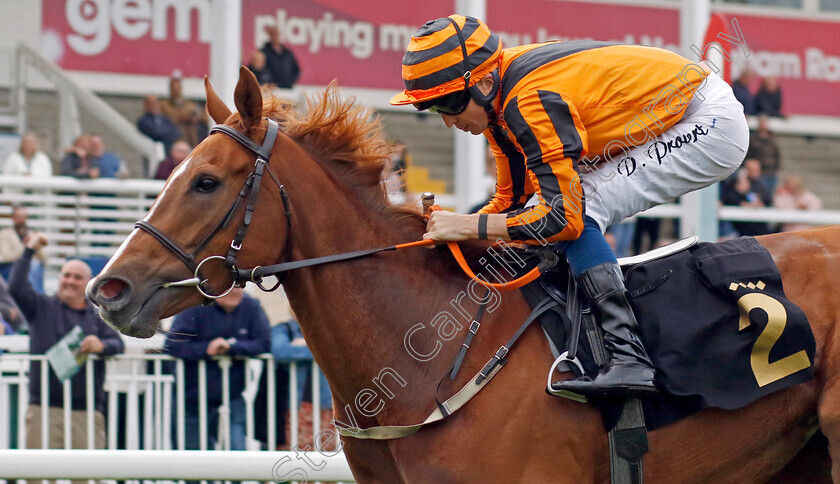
[
  {"xmin": 337, "ymin": 294, "xmax": 560, "ymax": 440},
  {"xmin": 449, "ymin": 298, "xmax": 488, "ymax": 380},
  {"xmin": 476, "ymin": 295, "xmax": 560, "ymax": 385}
]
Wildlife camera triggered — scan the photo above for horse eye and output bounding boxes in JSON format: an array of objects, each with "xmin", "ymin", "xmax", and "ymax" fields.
[{"xmin": 195, "ymin": 177, "xmax": 219, "ymax": 193}]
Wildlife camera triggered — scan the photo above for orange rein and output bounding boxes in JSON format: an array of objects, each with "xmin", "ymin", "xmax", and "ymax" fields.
[{"xmin": 393, "ymin": 206, "xmax": 542, "ymax": 291}]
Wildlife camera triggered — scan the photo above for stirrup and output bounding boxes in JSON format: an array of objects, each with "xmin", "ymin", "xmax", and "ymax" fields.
[{"xmin": 545, "ymin": 351, "xmax": 588, "ymax": 403}]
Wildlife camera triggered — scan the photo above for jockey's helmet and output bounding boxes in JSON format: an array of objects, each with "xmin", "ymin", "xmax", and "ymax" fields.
[{"xmin": 390, "ymin": 15, "xmax": 501, "ymax": 112}]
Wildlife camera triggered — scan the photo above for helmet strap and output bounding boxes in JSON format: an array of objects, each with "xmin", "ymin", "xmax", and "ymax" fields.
[
  {"xmin": 446, "ymin": 16, "xmax": 499, "ymax": 122},
  {"xmin": 446, "ymin": 17, "xmax": 472, "ymax": 94},
  {"xmin": 469, "ymin": 69, "xmax": 500, "ymax": 107}
]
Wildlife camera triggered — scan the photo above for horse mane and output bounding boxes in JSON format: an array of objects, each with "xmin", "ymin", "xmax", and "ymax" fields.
[{"xmin": 250, "ymin": 83, "xmax": 491, "ymax": 268}]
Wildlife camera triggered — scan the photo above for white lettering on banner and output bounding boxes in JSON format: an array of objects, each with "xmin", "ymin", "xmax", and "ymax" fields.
[
  {"xmin": 255, "ymin": 10, "xmax": 377, "ymax": 60},
  {"xmin": 65, "ymin": 0, "xmax": 211, "ymax": 56},
  {"xmin": 806, "ymin": 48, "xmax": 840, "ymax": 83},
  {"xmin": 753, "ymin": 51, "xmax": 802, "ymax": 78},
  {"xmin": 732, "ymin": 48, "xmax": 840, "ymax": 84}
]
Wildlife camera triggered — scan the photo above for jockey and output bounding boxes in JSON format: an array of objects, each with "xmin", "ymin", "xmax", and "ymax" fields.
[{"xmin": 390, "ymin": 15, "xmax": 749, "ymax": 398}]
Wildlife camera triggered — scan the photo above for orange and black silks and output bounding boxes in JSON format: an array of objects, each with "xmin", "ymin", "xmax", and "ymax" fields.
[{"xmin": 478, "ymin": 41, "xmax": 710, "ymax": 244}]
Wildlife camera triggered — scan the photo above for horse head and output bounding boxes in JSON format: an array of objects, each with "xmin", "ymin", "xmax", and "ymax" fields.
[{"xmin": 87, "ymin": 67, "xmax": 293, "ymax": 337}]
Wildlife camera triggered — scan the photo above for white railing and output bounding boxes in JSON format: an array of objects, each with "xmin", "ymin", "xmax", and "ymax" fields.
[
  {"xmin": 0, "ymin": 449, "xmax": 353, "ymax": 481},
  {"xmin": 0, "ymin": 175, "xmax": 164, "ymax": 282},
  {"xmin": 0, "ymin": 338, "xmax": 351, "ymax": 482}
]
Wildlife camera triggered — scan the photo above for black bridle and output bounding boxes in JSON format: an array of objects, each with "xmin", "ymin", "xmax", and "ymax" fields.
[{"xmin": 136, "ymin": 118, "xmax": 292, "ymax": 299}]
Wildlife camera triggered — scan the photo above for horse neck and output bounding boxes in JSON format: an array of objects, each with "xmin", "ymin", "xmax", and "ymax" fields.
[{"xmin": 274, "ymin": 149, "xmax": 468, "ymax": 423}]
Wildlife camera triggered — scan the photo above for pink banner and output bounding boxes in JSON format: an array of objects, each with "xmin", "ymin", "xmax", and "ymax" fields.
[
  {"xmin": 715, "ymin": 13, "xmax": 840, "ymax": 117},
  {"xmin": 41, "ymin": 1, "xmax": 840, "ymax": 116},
  {"xmin": 41, "ymin": 0, "xmax": 212, "ymax": 77},
  {"xmin": 487, "ymin": 1, "xmax": 680, "ymax": 54}
]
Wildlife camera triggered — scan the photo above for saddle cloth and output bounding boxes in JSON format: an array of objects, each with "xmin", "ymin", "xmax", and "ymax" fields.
[{"xmin": 521, "ymin": 236, "xmax": 816, "ymax": 430}]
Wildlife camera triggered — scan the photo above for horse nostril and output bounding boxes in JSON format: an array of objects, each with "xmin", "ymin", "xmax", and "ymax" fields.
[
  {"xmin": 100, "ymin": 278, "xmax": 127, "ymax": 300},
  {"xmin": 90, "ymin": 276, "xmax": 133, "ymax": 312}
]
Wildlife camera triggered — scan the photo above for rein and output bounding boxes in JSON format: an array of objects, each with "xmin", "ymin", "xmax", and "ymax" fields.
[
  {"xmin": 138, "ymin": 118, "xmax": 559, "ymax": 440},
  {"xmin": 144, "ymin": 118, "xmax": 546, "ymax": 297}
]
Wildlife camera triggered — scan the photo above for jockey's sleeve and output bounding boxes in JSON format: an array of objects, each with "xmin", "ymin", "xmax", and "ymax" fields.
[
  {"xmin": 501, "ymin": 90, "xmax": 586, "ymax": 244},
  {"xmin": 477, "ymin": 126, "xmax": 533, "ymax": 215}
]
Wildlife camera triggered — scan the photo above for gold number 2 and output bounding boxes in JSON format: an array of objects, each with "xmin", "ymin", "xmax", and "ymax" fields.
[{"xmin": 738, "ymin": 292, "xmax": 810, "ymax": 387}]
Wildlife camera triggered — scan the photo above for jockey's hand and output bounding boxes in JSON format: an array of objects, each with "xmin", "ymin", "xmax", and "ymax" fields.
[{"xmin": 423, "ymin": 211, "xmax": 477, "ymax": 241}]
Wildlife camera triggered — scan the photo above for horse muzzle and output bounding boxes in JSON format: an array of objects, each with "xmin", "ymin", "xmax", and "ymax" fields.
[
  {"xmin": 87, "ymin": 275, "xmax": 133, "ymax": 313},
  {"xmin": 86, "ymin": 275, "xmax": 159, "ymax": 337}
]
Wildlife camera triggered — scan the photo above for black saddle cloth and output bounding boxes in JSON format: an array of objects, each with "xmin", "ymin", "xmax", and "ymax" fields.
[{"xmin": 520, "ymin": 236, "xmax": 816, "ymax": 430}]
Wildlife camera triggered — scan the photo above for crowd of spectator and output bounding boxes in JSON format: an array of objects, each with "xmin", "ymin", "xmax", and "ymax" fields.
[
  {"xmin": 247, "ymin": 25, "xmax": 301, "ymax": 90},
  {"xmin": 731, "ymin": 67, "xmax": 784, "ymax": 118},
  {"xmin": 601, "ymin": 68, "xmax": 825, "ymax": 255},
  {"xmin": 0, "ymin": 223, "xmax": 336, "ymax": 454},
  {"xmin": 0, "ymin": 40, "xmax": 315, "ymax": 454},
  {"xmin": 716, "ymin": 75, "xmax": 825, "ymax": 239}
]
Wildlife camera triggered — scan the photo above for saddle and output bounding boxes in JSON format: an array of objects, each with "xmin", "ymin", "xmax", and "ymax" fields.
[{"xmin": 517, "ymin": 235, "xmax": 816, "ymax": 430}]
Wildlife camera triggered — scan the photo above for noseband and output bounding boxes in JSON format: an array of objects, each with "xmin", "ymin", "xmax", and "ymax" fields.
[{"xmin": 135, "ymin": 118, "xmax": 292, "ymax": 299}]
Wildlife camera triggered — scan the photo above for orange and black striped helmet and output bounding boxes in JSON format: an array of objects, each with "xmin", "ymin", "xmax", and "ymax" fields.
[{"xmin": 390, "ymin": 15, "xmax": 501, "ymax": 106}]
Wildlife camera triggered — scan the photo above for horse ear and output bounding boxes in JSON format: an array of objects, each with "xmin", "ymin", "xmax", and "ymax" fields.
[
  {"xmin": 204, "ymin": 76, "xmax": 232, "ymax": 124},
  {"xmin": 234, "ymin": 66, "xmax": 263, "ymax": 131}
]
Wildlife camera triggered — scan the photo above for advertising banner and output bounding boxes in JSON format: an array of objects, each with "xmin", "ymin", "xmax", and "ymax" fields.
[{"xmin": 41, "ymin": 0, "xmax": 840, "ymax": 115}]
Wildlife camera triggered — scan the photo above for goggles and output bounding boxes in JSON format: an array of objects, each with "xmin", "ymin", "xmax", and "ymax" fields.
[{"xmin": 414, "ymin": 89, "xmax": 471, "ymax": 115}]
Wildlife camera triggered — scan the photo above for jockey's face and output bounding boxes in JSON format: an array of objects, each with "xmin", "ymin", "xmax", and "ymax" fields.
[
  {"xmin": 439, "ymin": 74, "xmax": 496, "ymax": 136},
  {"xmin": 440, "ymin": 98, "xmax": 489, "ymax": 135}
]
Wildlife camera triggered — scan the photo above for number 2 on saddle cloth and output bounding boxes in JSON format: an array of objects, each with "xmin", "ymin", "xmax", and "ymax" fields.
[{"xmin": 521, "ymin": 235, "xmax": 816, "ymax": 431}]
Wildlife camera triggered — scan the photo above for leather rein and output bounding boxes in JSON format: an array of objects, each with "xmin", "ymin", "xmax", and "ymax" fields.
[{"xmin": 137, "ymin": 118, "xmax": 546, "ymax": 300}]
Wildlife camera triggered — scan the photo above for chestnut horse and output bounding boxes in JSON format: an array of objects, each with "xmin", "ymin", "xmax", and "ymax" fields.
[{"xmin": 88, "ymin": 67, "xmax": 839, "ymax": 483}]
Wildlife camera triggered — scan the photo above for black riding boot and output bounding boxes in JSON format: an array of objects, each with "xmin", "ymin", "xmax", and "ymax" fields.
[{"xmin": 551, "ymin": 262, "xmax": 657, "ymax": 398}]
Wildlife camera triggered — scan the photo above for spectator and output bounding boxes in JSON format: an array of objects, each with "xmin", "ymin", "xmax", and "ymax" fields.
[
  {"xmin": 743, "ymin": 158, "xmax": 774, "ymax": 207},
  {"xmin": 731, "ymin": 68, "xmax": 757, "ymax": 116},
  {"xmin": 89, "ymin": 134, "xmax": 128, "ymax": 178},
  {"xmin": 165, "ymin": 287, "xmax": 271, "ymax": 452},
  {"xmin": 631, "ymin": 217, "xmax": 660, "ymax": 255},
  {"xmin": 0, "ymin": 275, "xmax": 24, "ymax": 333},
  {"xmin": 137, "ymin": 95, "xmax": 180, "ymax": 157},
  {"xmin": 160, "ymin": 73, "xmax": 208, "ymax": 148},
  {"xmin": 719, "ymin": 168, "xmax": 770, "ymax": 236},
  {"xmin": 271, "ymin": 317, "xmax": 335, "ymax": 451},
  {"xmin": 773, "ymin": 175, "xmax": 823, "ymax": 233},
  {"xmin": 261, "ymin": 25, "xmax": 301, "ymax": 89},
  {"xmin": 154, "ymin": 140, "xmax": 192, "ymax": 180},
  {"xmin": 9, "ymin": 233, "xmax": 124, "ymax": 457},
  {"xmin": 59, "ymin": 134, "xmax": 99, "ymax": 179},
  {"xmin": 2, "ymin": 132, "xmax": 53, "ymax": 177},
  {"xmin": 0, "ymin": 312, "xmax": 12, "ymax": 337},
  {"xmin": 746, "ymin": 115, "xmax": 782, "ymax": 193},
  {"xmin": 606, "ymin": 220, "xmax": 634, "ymax": 258},
  {"xmin": 0, "ymin": 205, "xmax": 46, "ymax": 292},
  {"xmin": 247, "ymin": 50, "xmax": 275, "ymax": 87},
  {"xmin": 755, "ymin": 76, "xmax": 783, "ymax": 117}
]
